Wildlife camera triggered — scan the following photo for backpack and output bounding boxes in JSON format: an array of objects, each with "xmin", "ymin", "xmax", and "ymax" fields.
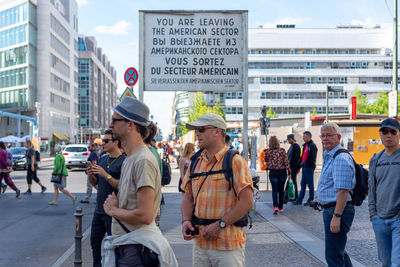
[
  {"xmin": 161, "ymin": 159, "xmax": 171, "ymax": 186},
  {"xmin": 189, "ymin": 149, "xmax": 252, "ymax": 228},
  {"xmin": 35, "ymin": 150, "xmax": 41, "ymax": 162},
  {"xmin": 333, "ymin": 149, "xmax": 369, "ymax": 206}
]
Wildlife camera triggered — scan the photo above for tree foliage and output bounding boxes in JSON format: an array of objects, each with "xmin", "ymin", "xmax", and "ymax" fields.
[
  {"xmin": 353, "ymin": 88, "xmax": 389, "ymax": 115},
  {"xmin": 266, "ymin": 107, "xmax": 277, "ymax": 118},
  {"xmin": 311, "ymin": 108, "xmax": 318, "ymax": 116},
  {"xmin": 179, "ymin": 92, "xmax": 225, "ymax": 136}
]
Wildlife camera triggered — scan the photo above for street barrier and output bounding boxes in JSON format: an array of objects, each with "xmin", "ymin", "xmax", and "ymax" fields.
[{"xmin": 74, "ymin": 207, "xmax": 83, "ymax": 267}]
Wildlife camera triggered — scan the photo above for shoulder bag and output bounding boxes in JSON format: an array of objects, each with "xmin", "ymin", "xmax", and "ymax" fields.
[{"xmin": 51, "ymin": 155, "xmax": 64, "ymax": 183}]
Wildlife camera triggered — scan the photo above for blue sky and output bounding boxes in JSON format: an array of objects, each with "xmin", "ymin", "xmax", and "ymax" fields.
[{"xmin": 77, "ymin": 0, "xmax": 392, "ymax": 138}]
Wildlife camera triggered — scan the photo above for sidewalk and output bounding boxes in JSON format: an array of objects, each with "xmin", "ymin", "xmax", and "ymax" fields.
[
  {"xmin": 60, "ymin": 193, "xmax": 324, "ymax": 266},
  {"xmin": 56, "ymin": 162, "xmax": 374, "ymax": 266}
]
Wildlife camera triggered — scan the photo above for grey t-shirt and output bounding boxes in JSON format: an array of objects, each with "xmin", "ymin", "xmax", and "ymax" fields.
[
  {"xmin": 368, "ymin": 148, "xmax": 400, "ymax": 219},
  {"xmin": 25, "ymin": 147, "xmax": 37, "ymax": 167},
  {"xmin": 112, "ymin": 145, "xmax": 162, "ymax": 238}
]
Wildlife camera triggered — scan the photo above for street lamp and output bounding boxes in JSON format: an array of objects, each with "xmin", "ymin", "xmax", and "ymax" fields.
[{"xmin": 326, "ymin": 85, "xmax": 344, "ymax": 123}]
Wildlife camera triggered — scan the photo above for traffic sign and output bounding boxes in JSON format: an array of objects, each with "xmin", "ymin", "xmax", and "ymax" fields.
[
  {"xmin": 389, "ymin": 90, "xmax": 397, "ymax": 118},
  {"xmin": 124, "ymin": 67, "xmax": 138, "ymax": 86},
  {"xmin": 120, "ymin": 87, "xmax": 135, "ymax": 101}
]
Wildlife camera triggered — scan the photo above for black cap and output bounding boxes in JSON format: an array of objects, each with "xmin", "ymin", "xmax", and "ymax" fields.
[
  {"xmin": 287, "ymin": 134, "xmax": 295, "ymax": 140},
  {"xmin": 380, "ymin": 118, "xmax": 400, "ymax": 131}
]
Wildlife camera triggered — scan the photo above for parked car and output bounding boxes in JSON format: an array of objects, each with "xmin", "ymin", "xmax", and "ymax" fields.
[
  {"xmin": 8, "ymin": 147, "xmax": 28, "ymax": 170},
  {"xmin": 62, "ymin": 144, "xmax": 90, "ymax": 169}
]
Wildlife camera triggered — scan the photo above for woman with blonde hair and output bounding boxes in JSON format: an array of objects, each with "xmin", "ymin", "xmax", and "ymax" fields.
[
  {"xmin": 48, "ymin": 146, "xmax": 77, "ymax": 205},
  {"xmin": 178, "ymin": 142, "xmax": 195, "ymax": 193},
  {"xmin": 264, "ymin": 136, "xmax": 290, "ymax": 215}
]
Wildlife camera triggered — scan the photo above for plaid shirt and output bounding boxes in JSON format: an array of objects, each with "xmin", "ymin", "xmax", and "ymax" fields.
[
  {"xmin": 317, "ymin": 144, "xmax": 355, "ymax": 204},
  {"xmin": 181, "ymin": 146, "xmax": 253, "ymax": 251}
]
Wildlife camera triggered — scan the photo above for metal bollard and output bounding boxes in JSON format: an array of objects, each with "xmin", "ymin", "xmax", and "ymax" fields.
[{"xmin": 74, "ymin": 207, "xmax": 83, "ymax": 267}]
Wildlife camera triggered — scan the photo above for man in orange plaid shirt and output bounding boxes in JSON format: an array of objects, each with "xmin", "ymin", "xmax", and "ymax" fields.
[{"xmin": 181, "ymin": 113, "xmax": 254, "ymax": 267}]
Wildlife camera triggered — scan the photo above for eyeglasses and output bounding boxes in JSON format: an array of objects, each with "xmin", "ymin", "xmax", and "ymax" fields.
[
  {"xmin": 380, "ymin": 128, "xmax": 398, "ymax": 136},
  {"xmin": 102, "ymin": 139, "xmax": 112, "ymax": 144},
  {"xmin": 319, "ymin": 133, "xmax": 337, "ymax": 139},
  {"xmin": 196, "ymin": 126, "xmax": 217, "ymax": 133},
  {"xmin": 111, "ymin": 118, "xmax": 128, "ymax": 124}
]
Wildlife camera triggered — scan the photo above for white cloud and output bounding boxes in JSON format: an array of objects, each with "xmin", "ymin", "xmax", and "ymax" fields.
[
  {"xmin": 76, "ymin": 0, "xmax": 89, "ymax": 6},
  {"xmin": 257, "ymin": 17, "xmax": 310, "ymax": 28},
  {"xmin": 93, "ymin": 20, "xmax": 131, "ymax": 35}
]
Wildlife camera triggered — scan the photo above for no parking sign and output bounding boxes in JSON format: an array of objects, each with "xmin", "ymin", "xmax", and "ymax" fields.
[{"xmin": 124, "ymin": 67, "xmax": 138, "ymax": 86}]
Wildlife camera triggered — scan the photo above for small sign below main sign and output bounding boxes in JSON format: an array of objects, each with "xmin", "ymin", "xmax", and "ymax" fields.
[
  {"xmin": 120, "ymin": 87, "xmax": 136, "ymax": 101},
  {"xmin": 124, "ymin": 67, "xmax": 138, "ymax": 86}
]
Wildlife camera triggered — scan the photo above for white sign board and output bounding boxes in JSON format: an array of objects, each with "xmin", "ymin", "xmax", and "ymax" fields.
[
  {"xmin": 389, "ymin": 90, "xmax": 397, "ymax": 118},
  {"xmin": 139, "ymin": 11, "xmax": 247, "ymax": 92}
]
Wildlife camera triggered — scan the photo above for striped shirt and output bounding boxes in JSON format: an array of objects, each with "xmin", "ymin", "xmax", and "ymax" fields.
[
  {"xmin": 181, "ymin": 146, "xmax": 253, "ymax": 251},
  {"xmin": 317, "ymin": 144, "xmax": 356, "ymax": 204}
]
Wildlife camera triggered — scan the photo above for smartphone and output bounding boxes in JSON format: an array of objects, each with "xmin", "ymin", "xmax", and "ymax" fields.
[{"xmin": 86, "ymin": 161, "xmax": 93, "ymax": 168}]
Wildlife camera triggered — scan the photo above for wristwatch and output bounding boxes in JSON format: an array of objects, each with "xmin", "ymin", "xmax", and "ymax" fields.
[
  {"xmin": 334, "ymin": 213, "xmax": 342, "ymax": 218},
  {"xmin": 106, "ymin": 174, "xmax": 112, "ymax": 181},
  {"xmin": 218, "ymin": 219, "xmax": 227, "ymax": 228}
]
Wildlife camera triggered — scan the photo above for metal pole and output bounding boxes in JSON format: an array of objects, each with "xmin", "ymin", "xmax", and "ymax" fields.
[
  {"xmin": 326, "ymin": 86, "xmax": 329, "ymax": 123},
  {"xmin": 74, "ymin": 207, "xmax": 83, "ymax": 267},
  {"xmin": 80, "ymin": 127, "xmax": 83, "ymax": 144},
  {"xmin": 242, "ymin": 12, "xmax": 249, "ymax": 161},
  {"xmin": 394, "ymin": 0, "xmax": 398, "ymax": 118}
]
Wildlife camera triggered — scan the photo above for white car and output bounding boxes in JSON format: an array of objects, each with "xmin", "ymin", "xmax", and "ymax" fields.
[{"xmin": 62, "ymin": 144, "xmax": 90, "ymax": 169}]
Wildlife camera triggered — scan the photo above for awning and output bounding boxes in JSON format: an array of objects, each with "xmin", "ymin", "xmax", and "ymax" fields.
[{"xmin": 53, "ymin": 133, "xmax": 70, "ymax": 141}]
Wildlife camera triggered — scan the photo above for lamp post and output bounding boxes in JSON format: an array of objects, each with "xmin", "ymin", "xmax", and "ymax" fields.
[
  {"xmin": 326, "ymin": 85, "xmax": 344, "ymax": 123},
  {"xmin": 75, "ymin": 115, "xmax": 81, "ymax": 144}
]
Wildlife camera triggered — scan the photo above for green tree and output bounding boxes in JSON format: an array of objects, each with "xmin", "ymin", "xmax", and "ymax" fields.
[
  {"xmin": 179, "ymin": 92, "xmax": 225, "ymax": 136},
  {"xmin": 311, "ymin": 108, "xmax": 318, "ymax": 116},
  {"xmin": 266, "ymin": 107, "xmax": 277, "ymax": 118},
  {"xmin": 353, "ymin": 88, "xmax": 371, "ymax": 113},
  {"xmin": 353, "ymin": 88, "xmax": 389, "ymax": 115}
]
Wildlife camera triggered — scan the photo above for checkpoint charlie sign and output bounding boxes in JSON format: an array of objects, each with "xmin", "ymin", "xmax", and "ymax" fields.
[{"xmin": 139, "ymin": 10, "xmax": 248, "ymax": 92}]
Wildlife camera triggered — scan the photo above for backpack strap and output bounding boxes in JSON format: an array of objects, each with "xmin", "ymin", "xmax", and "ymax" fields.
[
  {"xmin": 222, "ymin": 149, "xmax": 239, "ymax": 196},
  {"xmin": 373, "ymin": 149, "xmax": 385, "ymax": 189},
  {"xmin": 189, "ymin": 149, "xmax": 203, "ymax": 180}
]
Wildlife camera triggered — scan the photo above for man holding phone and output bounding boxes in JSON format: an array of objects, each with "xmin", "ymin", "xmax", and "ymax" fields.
[
  {"xmin": 87, "ymin": 129, "xmax": 125, "ymax": 267},
  {"xmin": 81, "ymin": 143, "xmax": 99, "ymax": 204}
]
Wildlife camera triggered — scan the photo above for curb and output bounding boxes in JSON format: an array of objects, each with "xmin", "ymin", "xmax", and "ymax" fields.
[{"xmin": 256, "ymin": 202, "xmax": 365, "ymax": 267}]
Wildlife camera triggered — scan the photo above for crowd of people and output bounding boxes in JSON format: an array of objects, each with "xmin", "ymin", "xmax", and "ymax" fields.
[
  {"xmin": 1, "ymin": 97, "xmax": 399, "ymax": 267},
  {"xmin": 262, "ymin": 118, "xmax": 400, "ymax": 267}
]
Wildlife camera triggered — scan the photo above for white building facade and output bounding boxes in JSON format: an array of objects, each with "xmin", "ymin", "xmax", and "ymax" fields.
[
  {"xmin": 0, "ymin": 0, "xmax": 78, "ymax": 153},
  {"xmin": 172, "ymin": 26, "xmax": 393, "ymax": 135}
]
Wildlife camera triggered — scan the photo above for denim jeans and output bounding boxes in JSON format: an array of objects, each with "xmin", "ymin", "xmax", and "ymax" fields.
[
  {"xmin": 90, "ymin": 212, "xmax": 112, "ymax": 267},
  {"xmin": 296, "ymin": 167, "xmax": 314, "ymax": 203},
  {"xmin": 323, "ymin": 204, "xmax": 355, "ymax": 267},
  {"xmin": 269, "ymin": 175, "xmax": 287, "ymax": 209},
  {"xmin": 371, "ymin": 215, "xmax": 400, "ymax": 267}
]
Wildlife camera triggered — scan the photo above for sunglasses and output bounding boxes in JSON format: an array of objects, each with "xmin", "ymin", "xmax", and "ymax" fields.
[
  {"xmin": 196, "ymin": 126, "xmax": 216, "ymax": 133},
  {"xmin": 380, "ymin": 128, "xmax": 398, "ymax": 136},
  {"xmin": 111, "ymin": 118, "xmax": 128, "ymax": 124},
  {"xmin": 102, "ymin": 139, "xmax": 113, "ymax": 144}
]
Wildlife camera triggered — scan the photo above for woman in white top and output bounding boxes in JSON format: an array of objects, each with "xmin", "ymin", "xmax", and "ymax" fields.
[{"xmin": 178, "ymin": 142, "xmax": 194, "ymax": 193}]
